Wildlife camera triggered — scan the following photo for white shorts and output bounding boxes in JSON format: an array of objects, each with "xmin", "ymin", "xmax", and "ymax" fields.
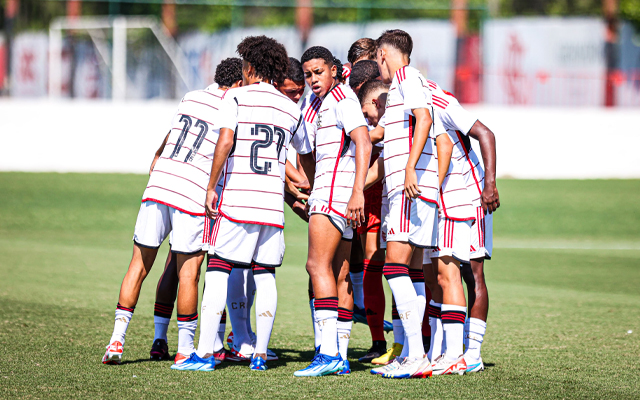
[
  {"xmin": 308, "ymin": 198, "xmax": 354, "ymax": 240},
  {"xmin": 423, "ymin": 218, "xmax": 472, "ymax": 264},
  {"xmin": 209, "ymin": 215, "xmax": 285, "ymax": 267},
  {"xmin": 386, "ymin": 193, "xmax": 438, "ymax": 249},
  {"xmin": 380, "ymin": 200, "xmax": 389, "ymax": 249},
  {"xmin": 133, "ymin": 201, "xmax": 205, "ymax": 254},
  {"xmin": 470, "ymin": 207, "xmax": 493, "ymax": 260}
]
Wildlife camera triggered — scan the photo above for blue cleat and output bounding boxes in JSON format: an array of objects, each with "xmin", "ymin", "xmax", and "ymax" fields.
[
  {"xmin": 383, "ymin": 319, "xmax": 393, "ymax": 333},
  {"xmin": 293, "ymin": 353, "xmax": 344, "ymax": 377},
  {"xmin": 335, "ymin": 359, "xmax": 350, "ymax": 375},
  {"xmin": 353, "ymin": 305, "xmax": 393, "ymax": 332},
  {"xmin": 250, "ymin": 356, "xmax": 267, "ymax": 371},
  {"xmin": 314, "ymin": 345, "xmax": 320, "ymax": 356},
  {"xmin": 170, "ymin": 353, "xmax": 215, "ymax": 371}
]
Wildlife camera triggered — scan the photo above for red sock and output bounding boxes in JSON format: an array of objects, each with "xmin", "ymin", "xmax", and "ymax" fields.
[
  {"xmin": 363, "ymin": 259, "xmax": 385, "ymax": 341},
  {"xmin": 422, "ymin": 286, "xmax": 432, "ymax": 336}
]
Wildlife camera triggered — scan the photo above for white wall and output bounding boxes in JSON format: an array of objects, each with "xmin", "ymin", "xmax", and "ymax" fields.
[{"xmin": 1, "ymin": 100, "xmax": 638, "ymax": 178}]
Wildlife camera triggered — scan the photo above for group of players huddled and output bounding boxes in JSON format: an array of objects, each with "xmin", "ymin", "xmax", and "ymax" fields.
[{"xmin": 102, "ymin": 29, "xmax": 500, "ymax": 378}]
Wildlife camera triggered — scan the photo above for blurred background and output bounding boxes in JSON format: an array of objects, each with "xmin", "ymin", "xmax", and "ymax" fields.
[{"xmin": 0, "ymin": 0, "xmax": 639, "ymax": 178}]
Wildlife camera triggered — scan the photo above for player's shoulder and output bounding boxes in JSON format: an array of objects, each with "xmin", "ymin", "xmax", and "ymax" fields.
[{"xmin": 327, "ymin": 83, "xmax": 358, "ymax": 105}]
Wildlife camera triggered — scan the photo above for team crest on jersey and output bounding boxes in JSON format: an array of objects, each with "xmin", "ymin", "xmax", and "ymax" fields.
[{"xmin": 316, "ymin": 113, "xmax": 322, "ymax": 129}]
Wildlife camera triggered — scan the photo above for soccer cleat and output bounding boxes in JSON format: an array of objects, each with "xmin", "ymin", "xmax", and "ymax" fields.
[
  {"xmin": 352, "ymin": 305, "xmax": 368, "ymax": 325},
  {"xmin": 250, "ymin": 355, "xmax": 268, "ymax": 371},
  {"xmin": 370, "ymin": 357, "xmax": 403, "ymax": 375},
  {"xmin": 173, "ymin": 352, "xmax": 190, "ymax": 365},
  {"xmin": 170, "ymin": 353, "xmax": 215, "ymax": 371},
  {"xmin": 293, "ymin": 353, "xmax": 344, "ymax": 377},
  {"xmin": 382, "ymin": 356, "xmax": 430, "ymax": 379},
  {"xmin": 226, "ymin": 346, "xmax": 252, "ymax": 362},
  {"xmin": 102, "ymin": 341, "xmax": 123, "ymax": 365},
  {"xmin": 464, "ymin": 356, "xmax": 484, "ymax": 373},
  {"xmin": 372, "ymin": 342, "xmax": 403, "ymax": 365},
  {"xmin": 432, "ymin": 354, "xmax": 467, "ymax": 376},
  {"xmin": 383, "ymin": 319, "xmax": 393, "ymax": 333},
  {"xmin": 212, "ymin": 348, "xmax": 227, "ymax": 363},
  {"xmin": 226, "ymin": 331, "xmax": 234, "ymax": 349},
  {"xmin": 149, "ymin": 339, "xmax": 170, "ymax": 361},
  {"xmin": 314, "ymin": 345, "xmax": 320, "ymax": 356},
  {"xmin": 358, "ymin": 340, "xmax": 387, "ymax": 363},
  {"xmin": 335, "ymin": 359, "xmax": 350, "ymax": 375},
  {"xmin": 266, "ymin": 348, "xmax": 279, "ymax": 361}
]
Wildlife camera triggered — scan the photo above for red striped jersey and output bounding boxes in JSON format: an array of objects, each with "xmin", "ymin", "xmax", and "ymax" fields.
[
  {"xmin": 436, "ymin": 129, "xmax": 475, "ymax": 221},
  {"xmin": 308, "ymin": 83, "xmax": 367, "ymax": 217},
  {"xmin": 383, "ymin": 65, "xmax": 446, "ymax": 204},
  {"xmin": 425, "ymin": 80, "xmax": 483, "ymax": 208},
  {"xmin": 216, "ymin": 82, "xmax": 306, "ymax": 228},
  {"xmin": 299, "ymin": 91, "xmax": 321, "ymax": 154},
  {"xmin": 142, "ymin": 85, "xmax": 225, "ymax": 216}
]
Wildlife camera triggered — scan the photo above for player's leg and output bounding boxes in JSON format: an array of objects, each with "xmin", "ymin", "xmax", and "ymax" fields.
[
  {"xmin": 308, "ymin": 279, "xmax": 322, "ymax": 352},
  {"xmin": 246, "ymin": 269, "xmax": 257, "ymax": 342},
  {"xmin": 334, "ymin": 238, "xmax": 353, "ymax": 374},
  {"xmin": 293, "ymin": 214, "xmax": 345, "ymax": 377},
  {"xmin": 103, "ymin": 202, "xmax": 169, "ymax": 365},
  {"xmin": 226, "ymin": 266, "xmax": 254, "ymax": 358},
  {"xmin": 408, "ymin": 249, "xmax": 427, "ymax": 355},
  {"xmin": 424, "ymin": 256, "xmax": 444, "ymax": 362},
  {"xmin": 150, "ymin": 249, "xmax": 178, "ymax": 361},
  {"xmin": 359, "ymin": 229, "xmax": 388, "ymax": 363},
  {"xmin": 174, "ymin": 251, "xmax": 205, "ymax": 362},
  {"xmin": 349, "ymin": 238, "xmax": 366, "ymax": 322}
]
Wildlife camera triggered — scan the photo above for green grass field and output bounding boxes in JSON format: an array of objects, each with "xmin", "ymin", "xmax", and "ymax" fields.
[{"xmin": 0, "ymin": 173, "xmax": 639, "ymax": 399}]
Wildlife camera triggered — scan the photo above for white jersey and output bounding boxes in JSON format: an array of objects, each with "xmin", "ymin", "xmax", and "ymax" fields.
[
  {"xmin": 299, "ymin": 91, "xmax": 321, "ymax": 154},
  {"xmin": 142, "ymin": 86, "xmax": 224, "ymax": 216},
  {"xmin": 426, "ymin": 79, "xmax": 483, "ymax": 209},
  {"xmin": 378, "ymin": 115, "xmax": 389, "ymax": 209},
  {"xmin": 437, "ymin": 130, "xmax": 475, "ymax": 221},
  {"xmin": 383, "ymin": 65, "xmax": 446, "ymax": 204},
  {"xmin": 216, "ymin": 82, "xmax": 307, "ymax": 228},
  {"xmin": 308, "ymin": 84, "xmax": 367, "ymax": 217}
]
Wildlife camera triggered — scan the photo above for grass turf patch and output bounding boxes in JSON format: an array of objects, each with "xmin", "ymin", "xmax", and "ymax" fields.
[{"xmin": 0, "ymin": 173, "xmax": 638, "ymax": 399}]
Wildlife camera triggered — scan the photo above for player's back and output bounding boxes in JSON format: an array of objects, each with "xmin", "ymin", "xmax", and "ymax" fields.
[
  {"xmin": 143, "ymin": 86, "xmax": 224, "ymax": 216},
  {"xmin": 218, "ymin": 82, "xmax": 303, "ymax": 228}
]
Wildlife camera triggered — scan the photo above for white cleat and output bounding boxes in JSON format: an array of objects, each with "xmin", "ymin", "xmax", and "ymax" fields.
[
  {"xmin": 371, "ymin": 357, "xmax": 404, "ymax": 375},
  {"xmin": 464, "ymin": 356, "xmax": 484, "ymax": 373},
  {"xmin": 102, "ymin": 341, "xmax": 123, "ymax": 365},
  {"xmin": 382, "ymin": 356, "xmax": 430, "ymax": 379},
  {"xmin": 432, "ymin": 354, "xmax": 467, "ymax": 376}
]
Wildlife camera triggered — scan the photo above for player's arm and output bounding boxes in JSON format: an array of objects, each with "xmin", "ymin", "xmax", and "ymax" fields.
[
  {"xmin": 364, "ymin": 155, "xmax": 384, "ymax": 191},
  {"xmin": 405, "ymin": 107, "xmax": 432, "ymax": 198},
  {"xmin": 298, "ymin": 153, "xmax": 316, "ymax": 190},
  {"xmin": 348, "ymin": 126, "xmax": 372, "ymax": 227},
  {"xmin": 468, "ymin": 120, "xmax": 500, "ymax": 213},
  {"xmin": 436, "ymin": 133, "xmax": 453, "ymax": 188},
  {"xmin": 205, "ymin": 127, "xmax": 234, "ymax": 219},
  {"xmin": 369, "ymin": 124, "xmax": 385, "ymax": 144},
  {"xmin": 149, "ymin": 131, "xmax": 170, "ymax": 175}
]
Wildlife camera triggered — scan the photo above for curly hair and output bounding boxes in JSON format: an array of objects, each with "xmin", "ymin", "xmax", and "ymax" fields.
[
  {"xmin": 287, "ymin": 57, "xmax": 304, "ymax": 82},
  {"xmin": 347, "ymin": 38, "xmax": 377, "ymax": 65},
  {"xmin": 301, "ymin": 46, "xmax": 343, "ymax": 81},
  {"xmin": 349, "ymin": 60, "xmax": 380, "ymax": 91},
  {"xmin": 214, "ymin": 57, "xmax": 243, "ymax": 88},
  {"xmin": 376, "ymin": 29, "xmax": 413, "ymax": 57},
  {"xmin": 236, "ymin": 35, "xmax": 289, "ymax": 84}
]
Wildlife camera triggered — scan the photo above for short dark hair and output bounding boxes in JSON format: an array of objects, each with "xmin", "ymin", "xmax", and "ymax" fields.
[
  {"xmin": 347, "ymin": 38, "xmax": 377, "ymax": 65},
  {"xmin": 301, "ymin": 46, "xmax": 344, "ymax": 82},
  {"xmin": 358, "ymin": 79, "xmax": 389, "ymax": 105},
  {"xmin": 214, "ymin": 57, "xmax": 243, "ymax": 87},
  {"xmin": 236, "ymin": 35, "xmax": 289, "ymax": 84},
  {"xmin": 376, "ymin": 29, "xmax": 413, "ymax": 57},
  {"xmin": 349, "ymin": 60, "xmax": 380, "ymax": 91},
  {"xmin": 287, "ymin": 57, "xmax": 304, "ymax": 82}
]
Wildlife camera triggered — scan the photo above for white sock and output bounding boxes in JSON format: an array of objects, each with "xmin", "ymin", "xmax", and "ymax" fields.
[
  {"xmin": 227, "ymin": 268, "xmax": 252, "ymax": 354},
  {"xmin": 213, "ymin": 310, "xmax": 226, "ymax": 352},
  {"xmin": 314, "ymin": 297, "xmax": 339, "ymax": 356},
  {"xmin": 465, "ymin": 317, "xmax": 486, "ymax": 360},
  {"xmin": 196, "ymin": 270, "xmax": 230, "ymax": 358},
  {"xmin": 252, "ymin": 269, "xmax": 277, "ymax": 355},
  {"xmin": 428, "ymin": 301, "xmax": 444, "ymax": 361},
  {"xmin": 413, "ymin": 281, "xmax": 426, "ymax": 332},
  {"xmin": 463, "ymin": 319, "xmax": 470, "ymax": 351},
  {"xmin": 177, "ymin": 316, "xmax": 197, "ymax": 355},
  {"xmin": 153, "ymin": 316, "xmax": 170, "ymax": 342},
  {"xmin": 310, "ymin": 299, "xmax": 322, "ymax": 349},
  {"xmin": 386, "ymin": 274, "xmax": 423, "ymax": 359},
  {"xmin": 442, "ymin": 304, "xmax": 467, "ymax": 361},
  {"xmin": 110, "ymin": 306, "xmax": 133, "ymax": 345},
  {"xmin": 337, "ymin": 320, "xmax": 352, "ymax": 360},
  {"xmin": 350, "ymin": 271, "xmax": 365, "ymax": 309},
  {"xmin": 246, "ymin": 271, "xmax": 256, "ymax": 340}
]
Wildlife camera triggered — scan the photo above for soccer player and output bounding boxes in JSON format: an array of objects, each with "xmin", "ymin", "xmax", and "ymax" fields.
[
  {"xmin": 347, "ymin": 37, "xmax": 377, "ymax": 66},
  {"xmin": 179, "ymin": 35, "xmax": 308, "ymax": 372},
  {"xmin": 148, "ymin": 59, "xmax": 244, "ymax": 364},
  {"xmin": 294, "ymin": 46, "xmax": 372, "ymax": 377},
  {"xmin": 101, "ymin": 57, "xmax": 242, "ymax": 366},
  {"xmin": 369, "ymin": 29, "xmax": 451, "ymax": 379},
  {"xmin": 348, "ymin": 60, "xmax": 381, "ymax": 95}
]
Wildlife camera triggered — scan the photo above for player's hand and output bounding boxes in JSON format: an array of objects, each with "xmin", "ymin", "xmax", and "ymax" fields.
[
  {"xmin": 292, "ymin": 200, "xmax": 310, "ymax": 223},
  {"xmin": 205, "ymin": 189, "xmax": 219, "ymax": 219},
  {"xmin": 404, "ymin": 167, "xmax": 421, "ymax": 199},
  {"xmin": 293, "ymin": 179, "xmax": 311, "ymax": 192},
  {"xmin": 304, "ymin": 201, "xmax": 311, "ymax": 220},
  {"xmin": 481, "ymin": 181, "xmax": 500, "ymax": 214},
  {"xmin": 346, "ymin": 191, "xmax": 365, "ymax": 228},
  {"xmin": 286, "ymin": 179, "xmax": 310, "ymax": 201}
]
